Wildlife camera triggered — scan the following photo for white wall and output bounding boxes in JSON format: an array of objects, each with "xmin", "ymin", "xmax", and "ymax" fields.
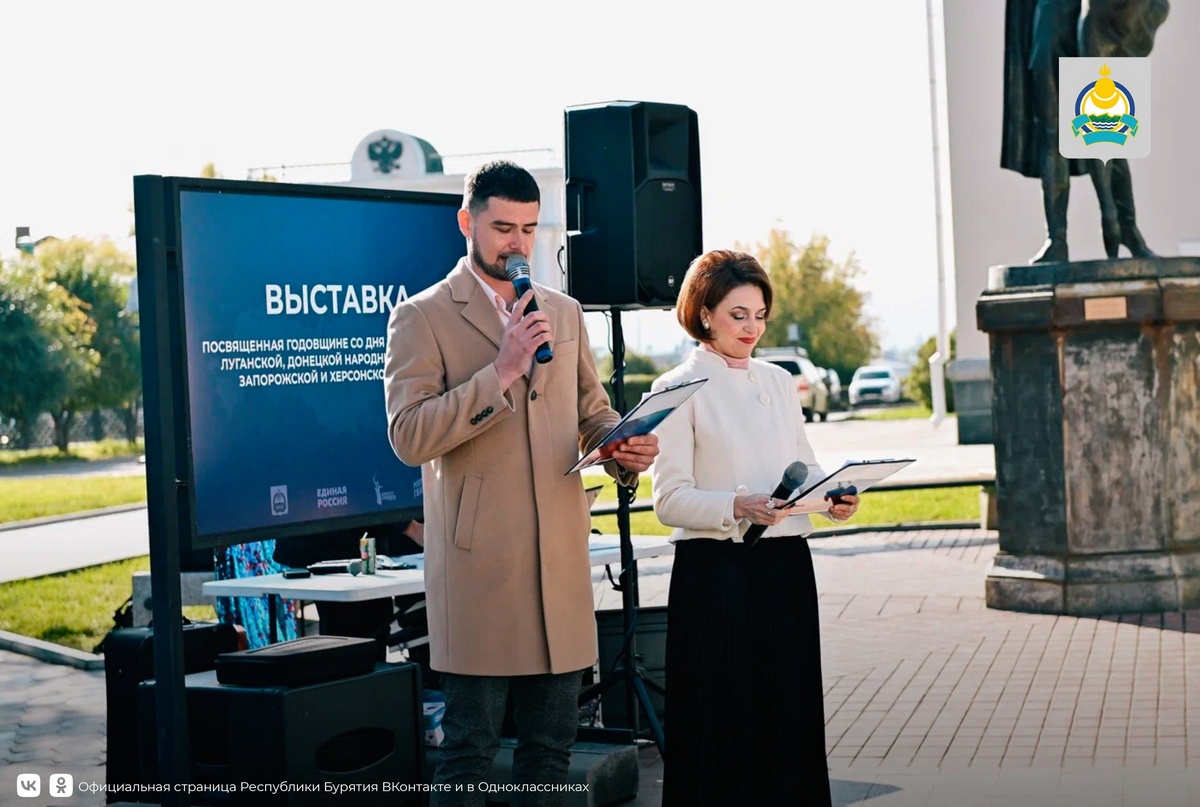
[{"xmin": 941, "ymin": 0, "xmax": 1200, "ymax": 359}]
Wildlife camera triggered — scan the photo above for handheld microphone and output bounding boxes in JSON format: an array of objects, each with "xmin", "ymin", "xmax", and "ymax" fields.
[
  {"xmin": 307, "ymin": 559, "xmax": 364, "ymax": 576},
  {"xmin": 743, "ymin": 461, "xmax": 809, "ymax": 547},
  {"xmin": 505, "ymin": 254, "xmax": 553, "ymax": 364}
]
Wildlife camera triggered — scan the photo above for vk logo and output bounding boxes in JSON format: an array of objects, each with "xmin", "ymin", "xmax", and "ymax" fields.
[{"xmin": 16, "ymin": 772, "xmax": 41, "ymax": 798}]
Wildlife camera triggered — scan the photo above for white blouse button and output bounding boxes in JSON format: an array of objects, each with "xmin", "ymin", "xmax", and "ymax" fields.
[
  {"xmin": 747, "ymin": 371, "xmax": 757, "ymax": 383},
  {"xmin": 735, "ymin": 485, "xmax": 749, "ymax": 495},
  {"xmin": 759, "ymin": 393, "xmax": 770, "ymax": 405}
]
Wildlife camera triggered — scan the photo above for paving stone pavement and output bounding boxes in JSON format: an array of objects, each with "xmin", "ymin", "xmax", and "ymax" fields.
[
  {"xmin": 0, "ymin": 650, "xmax": 107, "ymax": 803},
  {"xmin": 604, "ymin": 529, "xmax": 1200, "ymax": 806},
  {"xmin": 3, "ymin": 527, "xmax": 1199, "ymax": 806}
]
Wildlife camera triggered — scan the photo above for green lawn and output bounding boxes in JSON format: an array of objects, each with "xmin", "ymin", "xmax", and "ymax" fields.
[
  {"xmin": 0, "ymin": 475, "xmax": 147, "ymax": 524},
  {"xmin": 0, "ymin": 439, "xmax": 144, "ymax": 467},
  {"xmin": 0, "ymin": 556, "xmax": 214, "ymax": 654},
  {"xmin": 849, "ymin": 405, "xmax": 946, "ymax": 421},
  {"xmin": 587, "ymin": 474, "xmax": 979, "ymax": 535}
]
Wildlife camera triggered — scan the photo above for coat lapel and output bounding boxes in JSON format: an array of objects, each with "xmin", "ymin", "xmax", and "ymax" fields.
[
  {"xmin": 449, "ymin": 259, "xmax": 504, "ymax": 350},
  {"xmin": 528, "ymin": 286, "xmax": 558, "ymax": 393},
  {"xmin": 448, "ymin": 258, "xmax": 558, "ymax": 384}
]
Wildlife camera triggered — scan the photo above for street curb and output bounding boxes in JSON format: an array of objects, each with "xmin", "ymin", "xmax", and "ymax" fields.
[
  {"xmin": 810, "ymin": 520, "xmax": 986, "ymax": 538},
  {"xmin": 0, "ymin": 629, "xmax": 105, "ymax": 671},
  {"xmin": 0, "ymin": 502, "xmax": 147, "ymax": 533}
]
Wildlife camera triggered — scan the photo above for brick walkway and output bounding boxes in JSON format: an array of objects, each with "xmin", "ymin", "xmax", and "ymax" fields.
[
  {"xmin": 0, "ymin": 651, "xmax": 107, "ymax": 801},
  {"xmin": 610, "ymin": 529, "xmax": 1200, "ymax": 806},
  {"xmin": 3, "ymin": 527, "xmax": 1199, "ymax": 806}
]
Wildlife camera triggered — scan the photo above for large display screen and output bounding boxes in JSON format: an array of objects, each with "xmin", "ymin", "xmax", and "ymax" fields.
[{"xmin": 176, "ymin": 186, "xmax": 462, "ymax": 543}]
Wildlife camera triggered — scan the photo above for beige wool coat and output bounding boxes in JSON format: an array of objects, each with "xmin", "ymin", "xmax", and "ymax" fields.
[{"xmin": 384, "ymin": 258, "xmax": 631, "ymax": 676}]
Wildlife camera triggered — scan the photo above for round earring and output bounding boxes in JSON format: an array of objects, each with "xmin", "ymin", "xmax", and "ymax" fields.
[{"xmin": 702, "ymin": 320, "xmax": 710, "ymax": 329}]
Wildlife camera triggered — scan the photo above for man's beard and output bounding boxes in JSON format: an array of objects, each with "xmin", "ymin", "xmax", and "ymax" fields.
[{"xmin": 471, "ymin": 241, "xmax": 510, "ymax": 281}]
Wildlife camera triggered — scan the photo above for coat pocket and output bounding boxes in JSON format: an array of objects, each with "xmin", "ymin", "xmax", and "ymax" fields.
[{"xmin": 454, "ymin": 475, "xmax": 483, "ymax": 550}]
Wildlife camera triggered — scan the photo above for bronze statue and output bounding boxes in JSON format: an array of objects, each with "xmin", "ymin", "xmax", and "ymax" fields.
[{"xmin": 1001, "ymin": 0, "xmax": 1169, "ymax": 263}]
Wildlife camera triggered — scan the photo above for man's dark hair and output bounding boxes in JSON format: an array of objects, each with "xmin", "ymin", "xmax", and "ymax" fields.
[{"xmin": 463, "ymin": 160, "xmax": 540, "ymax": 215}]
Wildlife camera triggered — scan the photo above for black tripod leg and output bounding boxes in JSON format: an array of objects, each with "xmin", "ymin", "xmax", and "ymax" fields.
[
  {"xmin": 631, "ymin": 673, "xmax": 666, "ymax": 759},
  {"xmin": 640, "ymin": 677, "xmax": 667, "ymax": 698},
  {"xmin": 578, "ymin": 671, "xmax": 622, "ymax": 707}
]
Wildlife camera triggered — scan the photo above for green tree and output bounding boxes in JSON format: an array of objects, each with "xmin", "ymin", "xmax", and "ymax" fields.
[
  {"xmin": 751, "ymin": 230, "xmax": 878, "ymax": 382},
  {"xmin": 0, "ymin": 259, "xmax": 95, "ymax": 449},
  {"xmin": 595, "ymin": 349, "xmax": 660, "ymax": 380},
  {"xmin": 32, "ymin": 239, "xmax": 139, "ymax": 449},
  {"xmin": 906, "ymin": 332, "xmax": 956, "ymax": 411}
]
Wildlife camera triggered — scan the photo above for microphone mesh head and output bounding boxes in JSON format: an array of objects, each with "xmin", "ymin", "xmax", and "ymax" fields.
[
  {"xmin": 347, "ymin": 559, "xmax": 363, "ymax": 576},
  {"xmin": 782, "ymin": 461, "xmax": 810, "ymax": 491},
  {"xmin": 505, "ymin": 254, "xmax": 531, "ymax": 280}
]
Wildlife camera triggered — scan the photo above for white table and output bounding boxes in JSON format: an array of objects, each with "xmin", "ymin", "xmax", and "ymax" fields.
[{"xmin": 202, "ymin": 535, "xmax": 674, "ymax": 641}]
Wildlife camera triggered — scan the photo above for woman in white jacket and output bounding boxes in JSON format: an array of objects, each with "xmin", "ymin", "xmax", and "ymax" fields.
[{"xmin": 651, "ymin": 250, "xmax": 858, "ymax": 807}]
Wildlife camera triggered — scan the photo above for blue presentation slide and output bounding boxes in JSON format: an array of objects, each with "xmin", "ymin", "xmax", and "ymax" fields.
[{"xmin": 178, "ymin": 188, "xmax": 462, "ymax": 538}]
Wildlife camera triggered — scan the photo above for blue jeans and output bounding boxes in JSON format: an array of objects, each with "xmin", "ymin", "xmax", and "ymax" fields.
[{"xmin": 431, "ymin": 670, "xmax": 583, "ymax": 807}]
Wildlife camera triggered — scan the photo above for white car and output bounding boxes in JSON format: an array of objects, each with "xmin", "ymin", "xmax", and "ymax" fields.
[
  {"xmin": 754, "ymin": 347, "xmax": 830, "ymax": 422},
  {"xmin": 848, "ymin": 365, "xmax": 902, "ymax": 407}
]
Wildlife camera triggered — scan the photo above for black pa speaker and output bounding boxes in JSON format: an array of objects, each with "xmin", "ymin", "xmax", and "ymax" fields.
[
  {"xmin": 138, "ymin": 663, "xmax": 425, "ymax": 805},
  {"xmin": 565, "ymin": 101, "xmax": 702, "ymax": 310},
  {"xmin": 595, "ymin": 606, "xmax": 667, "ymax": 730},
  {"xmin": 103, "ymin": 623, "xmax": 240, "ymax": 802}
]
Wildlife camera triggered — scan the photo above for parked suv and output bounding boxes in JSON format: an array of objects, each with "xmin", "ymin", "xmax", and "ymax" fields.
[
  {"xmin": 754, "ymin": 347, "xmax": 830, "ymax": 422},
  {"xmin": 848, "ymin": 364, "xmax": 902, "ymax": 407}
]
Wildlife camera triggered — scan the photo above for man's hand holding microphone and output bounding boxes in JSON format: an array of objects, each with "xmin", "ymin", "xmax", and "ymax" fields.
[
  {"xmin": 495, "ymin": 254, "xmax": 554, "ymax": 391},
  {"xmin": 495, "ymin": 288, "xmax": 553, "ymax": 390},
  {"xmin": 493, "ymin": 254, "xmax": 658, "ymax": 475}
]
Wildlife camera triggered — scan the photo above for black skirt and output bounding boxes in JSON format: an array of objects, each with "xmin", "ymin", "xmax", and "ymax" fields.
[{"xmin": 663, "ymin": 535, "xmax": 831, "ymax": 807}]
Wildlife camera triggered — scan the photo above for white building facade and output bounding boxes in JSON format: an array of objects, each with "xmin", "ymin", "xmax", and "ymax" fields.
[
  {"xmin": 331, "ymin": 129, "xmax": 567, "ymax": 291},
  {"xmin": 939, "ymin": 0, "xmax": 1200, "ymax": 443}
]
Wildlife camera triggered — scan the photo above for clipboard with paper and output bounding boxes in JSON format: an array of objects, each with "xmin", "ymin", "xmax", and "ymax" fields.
[
  {"xmin": 565, "ymin": 377, "xmax": 708, "ymax": 475},
  {"xmin": 780, "ymin": 458, "xmax": 916, "ymax": 514}
]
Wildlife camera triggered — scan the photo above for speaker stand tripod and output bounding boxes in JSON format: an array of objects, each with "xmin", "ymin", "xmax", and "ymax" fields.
[{"xmin": 578, "ymin": 308, "xmax": 667, "ymax": 759}]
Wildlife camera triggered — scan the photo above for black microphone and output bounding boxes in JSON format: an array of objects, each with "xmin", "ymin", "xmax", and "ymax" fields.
[
  {"xmin": 744, "ymin": 461, "xmax": 809, "ymax": 547},
  {"xmin": 307, "ymin": 559, "xmax": 363, "ymax": 576},
  {"xmin": 505, "ymin": 254, "xmax": 553, "ymax": 364}
]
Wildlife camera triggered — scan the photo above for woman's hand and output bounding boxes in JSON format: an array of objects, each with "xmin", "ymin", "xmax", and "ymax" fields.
[
  {"xmin": 826, "ymin": 494, "xmax": 860, "ymax": 522},
  {"xmin": 734, "ymin": 494, "xmax": 790, "ymax": 526}
]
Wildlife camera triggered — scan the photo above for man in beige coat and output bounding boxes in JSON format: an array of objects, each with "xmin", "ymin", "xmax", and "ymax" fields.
[{"xmin": 384, "ymin": 161, "xmax": 658, "ymax": 806}]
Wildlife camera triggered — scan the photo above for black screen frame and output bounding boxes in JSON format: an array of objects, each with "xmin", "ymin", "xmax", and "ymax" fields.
[{"xmin": 135, "ymin": 175, "xmax": 459, "ymax": 552}]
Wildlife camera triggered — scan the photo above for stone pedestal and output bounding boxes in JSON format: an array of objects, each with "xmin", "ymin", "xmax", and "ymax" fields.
[{"xmin": 977, "ymin": 257, "xmax": 1200, "ymax": 614}]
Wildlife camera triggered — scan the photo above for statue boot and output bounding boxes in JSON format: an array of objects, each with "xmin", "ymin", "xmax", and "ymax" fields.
[
  {"xmin": 1032, "ymin": 149, "xmax": 1070, "ymax": 264},
  {"xmin": 1113, "ymin": 159, "xmax": 1156, "ymax": 258}
]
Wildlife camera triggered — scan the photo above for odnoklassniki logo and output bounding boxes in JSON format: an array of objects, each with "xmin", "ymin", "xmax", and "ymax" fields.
[{"xmin": 1060, "ymin": 57, "xmax": 1151, "ymax": 161}]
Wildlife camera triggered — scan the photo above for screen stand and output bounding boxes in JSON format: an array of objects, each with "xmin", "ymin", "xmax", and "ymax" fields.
[{"xmin": 578, "ymin": 308, "xmax": 666, "ymax": 759}]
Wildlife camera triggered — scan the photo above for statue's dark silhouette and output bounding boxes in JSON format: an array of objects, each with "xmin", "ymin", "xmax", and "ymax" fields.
[{"xmin": 1001, "ymin": 0, "xmax": 1169, "ymax": 263}]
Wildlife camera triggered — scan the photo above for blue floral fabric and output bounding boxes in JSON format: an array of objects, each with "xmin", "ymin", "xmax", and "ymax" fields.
[{"xmin": 213, "ymin": 540, "xmax": 297, "ymax": 648}]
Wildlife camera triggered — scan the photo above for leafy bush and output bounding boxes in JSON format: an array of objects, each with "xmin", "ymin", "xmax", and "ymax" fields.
[{"xmin": 906, "ymin": 332, "xmax": 955, "ymax": 412}]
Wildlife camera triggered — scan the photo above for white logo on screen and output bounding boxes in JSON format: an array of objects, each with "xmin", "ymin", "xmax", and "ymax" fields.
[
  {"xmin": 270, "ymin": 485, "xmax": 289, "ymax": 516},
  {"xmin": 372, "ymin": 473, "xmax": 397, "ymax": 505}
]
